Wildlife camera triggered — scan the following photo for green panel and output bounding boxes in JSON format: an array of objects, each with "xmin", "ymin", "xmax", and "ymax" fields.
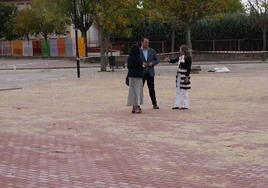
[{"xmin": 41, "ymin": 40, "xmax": 50, "ymax": 57}]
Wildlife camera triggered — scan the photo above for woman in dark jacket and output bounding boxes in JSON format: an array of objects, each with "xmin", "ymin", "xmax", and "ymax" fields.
[
  {"xmin": 127, "ymin": 44, "xmax": 144, "ymax": 113},
  {"xmin": 164, "ymin": 45, "xmax": 192, "ymax": 110}
]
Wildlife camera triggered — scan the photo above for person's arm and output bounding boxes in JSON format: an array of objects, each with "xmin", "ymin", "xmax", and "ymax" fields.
[
  {"xmin": 146, "ymin": 49, "xmax": 159, "ymax": 67},
  {"xmin": 184, "ymin": 56, "xmax": 192, "ymax": 83},
  {"xmin": 185, "ymin": 56, "xmax": 192, "ymax": 76},
  {"xmin": 169, "ymin": 56, "xmax": 180, "ymax": 64},
  {"xmin": 127, "ymin": 57, "xmax": 131, "ymax": 69},
  {"xmin": 152, "ymin": 49, "xmax": 159, "ymax": 66}
]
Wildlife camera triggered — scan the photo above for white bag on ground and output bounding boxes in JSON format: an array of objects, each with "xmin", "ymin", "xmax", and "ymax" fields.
[{"xmin": 214, "ymin": 66, "xmax": 230, "ymax": 73}]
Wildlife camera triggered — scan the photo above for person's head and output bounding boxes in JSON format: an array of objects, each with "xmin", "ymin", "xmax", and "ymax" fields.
[
  {"xmin": 141, "ymin": 38, "xmax": 149, "ymax": 49},
  {"xmin": 180, "ymin": 45, "xmax": 190, "ymax": 57},
  {"xmin": 129, "ymin": 44, "xmax": 140, "ymax": 56}
]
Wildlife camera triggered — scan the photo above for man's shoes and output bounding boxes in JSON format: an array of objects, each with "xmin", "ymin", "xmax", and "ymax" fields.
[
  {"xmin": 172, "ymin": 107, "xmax": 180, "ymax": 110},
  {"xmin": 153, "ymin": 105, "xmax": 160, "ymax": 109},
  {"xmin": 180, "ymin": 107, "xmax": 188, "ymax": 110},
  {"xmin": 138, "ymin": 106, "xmax": 142, "ymax": 111}
]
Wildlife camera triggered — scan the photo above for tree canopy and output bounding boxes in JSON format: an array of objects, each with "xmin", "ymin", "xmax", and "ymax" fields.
[
  {"xmin": 30, "ymin": 0, "xmax": 71, "ymax": 39},
  {"xmin": 142, "ymin": 0, "xmax": 244, "ymax": 52},
  {"xmin": 0, "ymin": 3, "xmax": 17, "ymax": 39},
  {"xmin": 10, "ymin": 7, "xmax": 37, "ymax": 40}
]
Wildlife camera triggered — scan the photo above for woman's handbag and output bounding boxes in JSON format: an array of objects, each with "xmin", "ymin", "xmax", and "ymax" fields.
[{"xmin": 125, "ymin": 76, "xmax": 129, "ymax": 86}]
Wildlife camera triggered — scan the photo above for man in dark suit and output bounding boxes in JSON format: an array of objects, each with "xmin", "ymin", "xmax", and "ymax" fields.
[{"xmin": 140, "ymin": 38, "xmax": 160, "ymax": 109}]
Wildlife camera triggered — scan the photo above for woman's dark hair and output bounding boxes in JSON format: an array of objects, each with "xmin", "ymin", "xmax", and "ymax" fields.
[{"xmin": 129, "ymin": 44, "xmax": 140, "ymax": 56}]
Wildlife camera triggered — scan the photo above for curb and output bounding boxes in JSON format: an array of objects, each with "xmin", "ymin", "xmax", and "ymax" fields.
[
  {"xmin": 0, "ymin": 87, "xmax": 23, "ymax": 91},
  {"xmin": 0, "ymin": 61, "xmax": 267, "ymax": 71},
  {"xmin": 0, "ymin": 65, "xmax": 101, "ymax": 71}
]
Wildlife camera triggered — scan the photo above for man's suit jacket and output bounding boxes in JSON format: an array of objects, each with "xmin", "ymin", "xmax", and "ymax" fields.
[{"xmin": 140, "ymin": 48, "xmax": 159, "ymax": 77}]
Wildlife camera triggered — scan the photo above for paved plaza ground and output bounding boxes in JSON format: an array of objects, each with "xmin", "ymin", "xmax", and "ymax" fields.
[{"xmin": 0, "ymin": 59, "xmax": 268, "ymax": 187}]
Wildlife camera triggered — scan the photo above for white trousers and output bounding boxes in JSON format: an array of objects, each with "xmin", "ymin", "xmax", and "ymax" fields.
[{"xmin": 175, "ymin": 74, "xmax": 189, "ymax": 108}]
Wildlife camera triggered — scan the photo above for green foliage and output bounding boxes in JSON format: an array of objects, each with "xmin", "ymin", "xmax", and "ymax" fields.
[
  {"xmin": 0, "ymin": 3, "xmax": 17, "ymax": 39},
  {"xmin": 142, "ymin": 0, "xmax": 244, "ymax": 51},
  {"xmin": 48, "ymin": 0, "xmax": 94, "ymax": 36},
  {"xmin": 30, "ymin": 0, "xmax": 71, "ymax": 39},
  {"xmin": 191, "ymin": 12, "xmax": 261, "ymax": 40},
  {"xmin": 92, "ymin": 0, "xmax": 145, "ymax": 37},
  {"xmin": 146, "ymin": 0, "xmax": 232, "ymax": 24},
  {"xmin": 111, "ymin": 20, "xmax": 186, "ymax": 45},
  {"xmin": 1, "ymin": 0, "xmax": 70, "ymax": 40},
  {"xmin": 10, "ymin": 8, "xmax": 38, "ymax": 40},
  {"xmin": 112, "ymin": 12, "xmax": 263, "ymax": 44},
  {"xmin": 4, "ymin": 22, "xmax": 21, "ymax": 40},
  {"xmin": 223, "ymin": 0, "xmax": 245, "ymax": 13},
  {"xmin": 90, "ymin": 0, "xmax": 148, "ymax": 70}
]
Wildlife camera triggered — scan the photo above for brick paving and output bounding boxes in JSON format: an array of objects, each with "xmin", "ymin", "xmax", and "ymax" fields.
[{"xmin": 0, "ymin": 63, "xmax": 268, "ymax": 187}]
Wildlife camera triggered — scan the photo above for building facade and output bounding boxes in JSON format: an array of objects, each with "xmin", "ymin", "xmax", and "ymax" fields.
[{"xmin": 0, "ymin": 0, "xmax": 33, "ymax": 10}]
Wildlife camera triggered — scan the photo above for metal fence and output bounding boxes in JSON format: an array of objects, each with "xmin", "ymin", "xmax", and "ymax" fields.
[
  {"xmin": 1, "ymin": 39, "xmax": 265, "ymax": 57},
  {"xmin": 192, "ymin": 39, "xmax": 264, "ymax": 51},
  {"xmin": 107, "ymin": 39, "xmax": 266, "ymax": 55}
]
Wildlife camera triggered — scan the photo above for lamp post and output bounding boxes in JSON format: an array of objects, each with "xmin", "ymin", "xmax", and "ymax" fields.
[{"xmin": 73, "ymin": 0, "xmax": 80, "ymax": 78}]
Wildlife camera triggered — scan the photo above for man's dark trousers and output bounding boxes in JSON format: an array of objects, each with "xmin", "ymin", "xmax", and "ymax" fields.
[{"xmin": 143, "ymin": 71, "xmax": 157, "ymax": 106}]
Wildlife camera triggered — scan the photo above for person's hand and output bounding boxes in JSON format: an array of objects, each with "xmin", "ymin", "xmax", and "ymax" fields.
[
  {"xmin": 184, "ymin": 77, "xmax": 189, "ymax": 84},
  {"xmin": 164, "ymin": 57, "xmax": 170, "ymax": 62},
  {"xmin": 143, "ymin": 62, "xmax": 147, "ymax": 67},
  {"xmin": 148, "ymin": 62, "xmax": 153, "ymax": 67}
]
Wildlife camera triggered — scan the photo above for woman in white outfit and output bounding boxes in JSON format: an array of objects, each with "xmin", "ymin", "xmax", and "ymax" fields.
[{"xmin": 164, "ymin": 45, "xmax": 192, "ymax": 110}]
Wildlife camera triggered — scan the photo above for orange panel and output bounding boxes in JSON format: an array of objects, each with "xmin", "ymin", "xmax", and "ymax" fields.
[
  {"xmin": 79, "ymin": 38, "xmax": 86, "ymax": 57},
  {"xmin": 12, "ymin": 40, "xmax": 23, "ymax": 56}
]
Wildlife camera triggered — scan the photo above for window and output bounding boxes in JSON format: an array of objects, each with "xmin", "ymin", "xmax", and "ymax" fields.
[{"xmin": 17, "ymin": 3, "xmax": 25, "ymax": 11}]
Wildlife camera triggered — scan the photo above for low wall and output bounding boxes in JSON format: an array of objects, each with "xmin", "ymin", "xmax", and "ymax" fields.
[
  {"xmin": 0, "ymin": 39, "xmax": 86, "ymax": 57},
  {"xmin": 81, "ymin": 51, "xmax": 268, "ymax": 64},
  {"xmin": 192, "ymin": 51, "xmax": 268, "ymax": 61}
]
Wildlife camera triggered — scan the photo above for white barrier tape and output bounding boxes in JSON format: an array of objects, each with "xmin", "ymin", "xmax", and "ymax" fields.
[
  {"xmin": 118, "ymin": 50, "xmax": 268, "ymax": 57},
  {"xmin": 193, "ymin": 51, "xmax": 268, "ymax": 54}
]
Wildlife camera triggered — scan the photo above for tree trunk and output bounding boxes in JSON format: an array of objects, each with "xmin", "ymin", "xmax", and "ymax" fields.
[
  {"xmin": 104, "ymin": 32, "xmax": 110, "ymax": 69},
  {"xmin": 185, "ymin": 24, "xmax": 192, "ymax": 56},
  {"xmin": 43, "ymin": 34, "xmax": 48, "ymax": 40},
  {"xmin": 262, "ymin": 28, "xmax": 266, "ymax": 61},
  {"xmin": 105, "ymin": 32, "xmax": 111, "ymax": 56},
  {"xmin": 171, "ymin": 22, "xmax": 176, "ymax": 54},
  {"xmin": 99, "ymin": 27, "xmax": 107, "ymax": 71}
]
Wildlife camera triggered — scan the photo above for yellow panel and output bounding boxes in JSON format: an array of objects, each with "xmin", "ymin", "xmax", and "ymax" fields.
[{"xmin": 78, "ymin": 37, "xmax": 85, "ymax": 57}]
